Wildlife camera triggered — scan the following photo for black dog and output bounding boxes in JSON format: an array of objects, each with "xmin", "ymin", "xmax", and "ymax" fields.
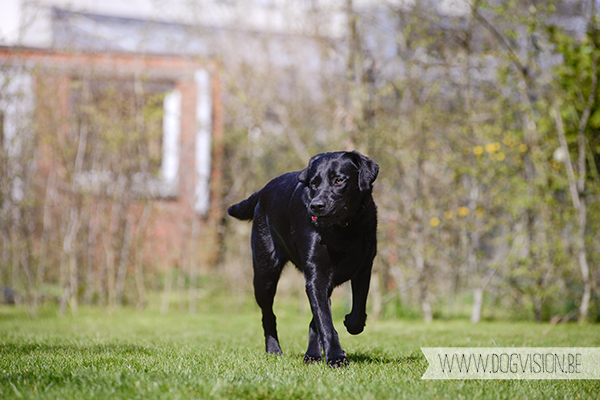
[{"xmin": 228, "ymin": 151, "xmax": 378, "ymax": 367}]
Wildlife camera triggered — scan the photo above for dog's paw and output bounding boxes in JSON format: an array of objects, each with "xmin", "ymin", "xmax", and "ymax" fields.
[
  {"xmin": 265, "ymin": 337, "xmax": 283, "ymax": 355},
  {"xmin": 303, "ymin": 354, "xmax": 322, "ymax": 364},
  {"xmin": 327, "ymin": 355, "xmax": 349, "ymax": 368},
  {"xmin": 344, "ymin": 313, "xmax": 366, "ymax": 335}
]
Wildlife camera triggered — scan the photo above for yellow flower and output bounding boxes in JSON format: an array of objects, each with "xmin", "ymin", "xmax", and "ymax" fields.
[
  {"xmin": 473, "ymin": 146, "xmax": 484, "ymax": 156},
  {"xmin": 444, "ymin": 210, "xmax": 454, "ymax": 220},
  {"xmin": 457, "ymin": 207, "xmax": 470, "ymax": 217},
  {"xmin": 496, "ymin": 152, "xmax": 506, "ymax": 161},
  {"xmin": 429, "ymin": 217, "xmax": 441, "ymax": 227},
  {"xmin": 485, "ymin": 142, "xmax": 500, "ymax": 153},
  {"xmin": 519, "ymin": 143, "xmax": 528, "ymax": 153},
  {"xmin": 427, "ymin": 140, "xmax": 437, "ymax": 149}
]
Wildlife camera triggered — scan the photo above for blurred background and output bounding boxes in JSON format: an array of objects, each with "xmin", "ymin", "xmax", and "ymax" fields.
[{"xmin": 0, "ymin": 0, "xmax": 598, "ymax": 323}]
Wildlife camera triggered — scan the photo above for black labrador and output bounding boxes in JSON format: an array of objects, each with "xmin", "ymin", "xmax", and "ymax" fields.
[{"xmin": 228, "ymin": 151, "xmax": 378, "ymax": 367}]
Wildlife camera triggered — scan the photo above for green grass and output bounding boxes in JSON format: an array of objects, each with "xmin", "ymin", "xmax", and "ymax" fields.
[{"xmin": 1, "ymin": 304, "xmax": 599, "ymax": 399}]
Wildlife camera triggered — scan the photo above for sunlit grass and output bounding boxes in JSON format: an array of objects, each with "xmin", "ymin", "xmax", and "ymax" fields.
[{"xmin": 1, "ymin": 304, "xmax": 599, "ymax": 399}]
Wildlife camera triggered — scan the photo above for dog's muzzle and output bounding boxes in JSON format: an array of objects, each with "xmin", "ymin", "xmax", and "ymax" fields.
[{"xmin": 309, "ymin": 199, "xmax": 327, "ymax": 216}]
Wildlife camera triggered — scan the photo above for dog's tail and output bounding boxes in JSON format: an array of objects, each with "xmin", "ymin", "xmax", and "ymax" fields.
[{"xmin": 228, "ymin": 191, "xmax": 260, "ymax": 221}]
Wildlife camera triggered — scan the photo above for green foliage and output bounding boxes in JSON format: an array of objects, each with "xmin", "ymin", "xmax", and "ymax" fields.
[{"xmin": 550, "ymin": 18, "xmax": 600, "ymax": 189}]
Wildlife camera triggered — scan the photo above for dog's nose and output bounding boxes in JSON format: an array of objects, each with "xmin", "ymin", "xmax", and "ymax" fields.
[{"xmin": 310, "ymin": 200, "xmax": 326, "ymax": 214}]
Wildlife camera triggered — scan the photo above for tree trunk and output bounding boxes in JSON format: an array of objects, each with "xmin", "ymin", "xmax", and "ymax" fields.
[
  {"xmin": 554, "ymin": 105, "xmax": 591, "ymax": 323},
  {"xmin": 471, "ymin": 288, "xmax": 483, "ymax": 323},
  {"xmin": 471, "ymin": 269, "xmax": 495, "ymax": 323},
  {"xmin": 161, "ymin": 266, "xmax": 174, "ymax": 315},
  {"xmin": 189, "ymin": 217, "xmax": 200, "ymax": 314},
  {"xmin": 370, "ymin": 271, "xmax": 382, "ymax": 319},
  {"xmin": 60, "ymin": 207, "xmax": 80, "ymax": 316},
  {"xmin": 135, "ymin": 205, "xmax": 152, "ymax": 310},
  {"xmin": 577, "ymin": 198, "xmax": 591, "ymax": 323},
  {"xmin": 115, "ymin": 214, "xmax": 134, "ymax": 306}
]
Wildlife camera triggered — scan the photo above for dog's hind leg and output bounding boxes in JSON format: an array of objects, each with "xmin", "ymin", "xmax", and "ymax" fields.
[
  {"xmin": 251, "ymin": 214, "xmax": 286, "ymax": 355},
  {"xmin": 253, "ymin": 267, "xmax": 284, "ymax": 355},
  {"xmin": 254, "ymin": 279, "xmax": 283, "ymax": 354}
]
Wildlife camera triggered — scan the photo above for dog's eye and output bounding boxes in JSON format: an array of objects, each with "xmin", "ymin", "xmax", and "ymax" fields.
[
  {"xmin": 311, "ymin": 181, "xmax": 318, "ymax": 188},
  {"xmin": 334, "ymin": 178, "xmax": 344, "ymax": 185}
]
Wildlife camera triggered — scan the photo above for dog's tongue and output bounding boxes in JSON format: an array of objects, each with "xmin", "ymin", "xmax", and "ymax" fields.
[{"xmin": 312, "ymin": 216, "xmax": 318, "ymax": 221}]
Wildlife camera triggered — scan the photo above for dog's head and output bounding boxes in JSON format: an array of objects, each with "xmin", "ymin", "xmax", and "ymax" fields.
[{"xmin": 297, "ymin": 151, "xmax": 379, "ymax": 226}]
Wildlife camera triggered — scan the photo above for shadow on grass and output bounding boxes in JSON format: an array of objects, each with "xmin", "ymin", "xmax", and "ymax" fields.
[
  {"xmin": 291, "ymin": 351, "xmax": 422, "ymax": 365},
  {"xmin": 348, "ymin": 351, "xmax": 422, "ymax": 365}
]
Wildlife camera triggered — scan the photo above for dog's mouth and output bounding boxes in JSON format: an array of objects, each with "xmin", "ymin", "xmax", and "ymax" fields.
[
  {"xmin": 310, "ymin": 207, "xmax": 349, "ymax": 226},
  {"xmin": 311, "ymin": 214, "xmax": 335, "ymax": 226}
]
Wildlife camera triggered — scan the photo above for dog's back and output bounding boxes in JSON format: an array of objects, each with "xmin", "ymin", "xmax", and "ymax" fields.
[{"xmin": 228, "ymin": 172, "xmax": 300, "ymax": 222}]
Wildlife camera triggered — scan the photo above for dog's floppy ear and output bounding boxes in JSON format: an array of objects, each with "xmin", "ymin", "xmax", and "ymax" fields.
[
  {"xmin": 298, "ymin": 153, "xmax": 321, "ymax": 184},
  {"xmin": 348, "ymin": 151, "xmax": 379, "ymax": 191}
]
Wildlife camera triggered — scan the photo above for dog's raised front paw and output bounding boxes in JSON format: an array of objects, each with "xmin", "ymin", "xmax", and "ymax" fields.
[{"xmin": 344, "ymin": 313, "xmax": 366, "ymax": 335}]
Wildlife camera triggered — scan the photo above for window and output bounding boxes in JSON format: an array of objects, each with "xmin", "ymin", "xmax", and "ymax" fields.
[{"xmin": 71, "ymin": 77, "xmax": 180, "ymax": 198}]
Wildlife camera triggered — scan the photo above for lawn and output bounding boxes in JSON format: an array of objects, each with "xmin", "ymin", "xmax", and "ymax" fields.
[{"xmin": 1, "ymin": 304, "xmax": 599, "ymax": 399}]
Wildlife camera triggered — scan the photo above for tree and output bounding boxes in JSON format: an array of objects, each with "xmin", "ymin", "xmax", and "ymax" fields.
[{"xmin": 551, "ymin": 17, "xmax": 600, "ymax": 322}]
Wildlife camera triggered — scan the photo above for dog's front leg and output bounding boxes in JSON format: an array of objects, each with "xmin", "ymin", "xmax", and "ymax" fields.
[
  {"xmin": 303, "ymin": 318, "xmax": 322, "ymax": 363},
  {"xmin": 304, "ymin": 272, "xmax": 348, "ymax": 367},
  {"xmin": 344, "ymin": 266, "xmax": 372, "ymax": 335}
]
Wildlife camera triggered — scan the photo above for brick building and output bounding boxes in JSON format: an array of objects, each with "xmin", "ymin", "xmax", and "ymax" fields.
[{"xmin": 0, "ymin": 46, "xmax": 224, "ymax": 306}]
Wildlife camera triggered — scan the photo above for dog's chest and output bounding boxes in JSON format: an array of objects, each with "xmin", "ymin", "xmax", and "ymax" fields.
[{"xmin": 317, "ymin": 231, "xmax": 373, "ymax": 280}]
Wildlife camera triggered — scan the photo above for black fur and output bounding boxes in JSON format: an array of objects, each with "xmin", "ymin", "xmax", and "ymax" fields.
[{"xmin": 228, "ymin": 151, "xmax": 378, "ymax": 367}]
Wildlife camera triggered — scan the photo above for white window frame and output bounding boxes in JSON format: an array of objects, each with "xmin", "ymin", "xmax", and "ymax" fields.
[
  {"xmin": 156, "ymin": 88, "xmax": 182, "ymax": 198},
  {"xmin": 194, "ymin": 69, "xmax": 212, "ymax": 215}
]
